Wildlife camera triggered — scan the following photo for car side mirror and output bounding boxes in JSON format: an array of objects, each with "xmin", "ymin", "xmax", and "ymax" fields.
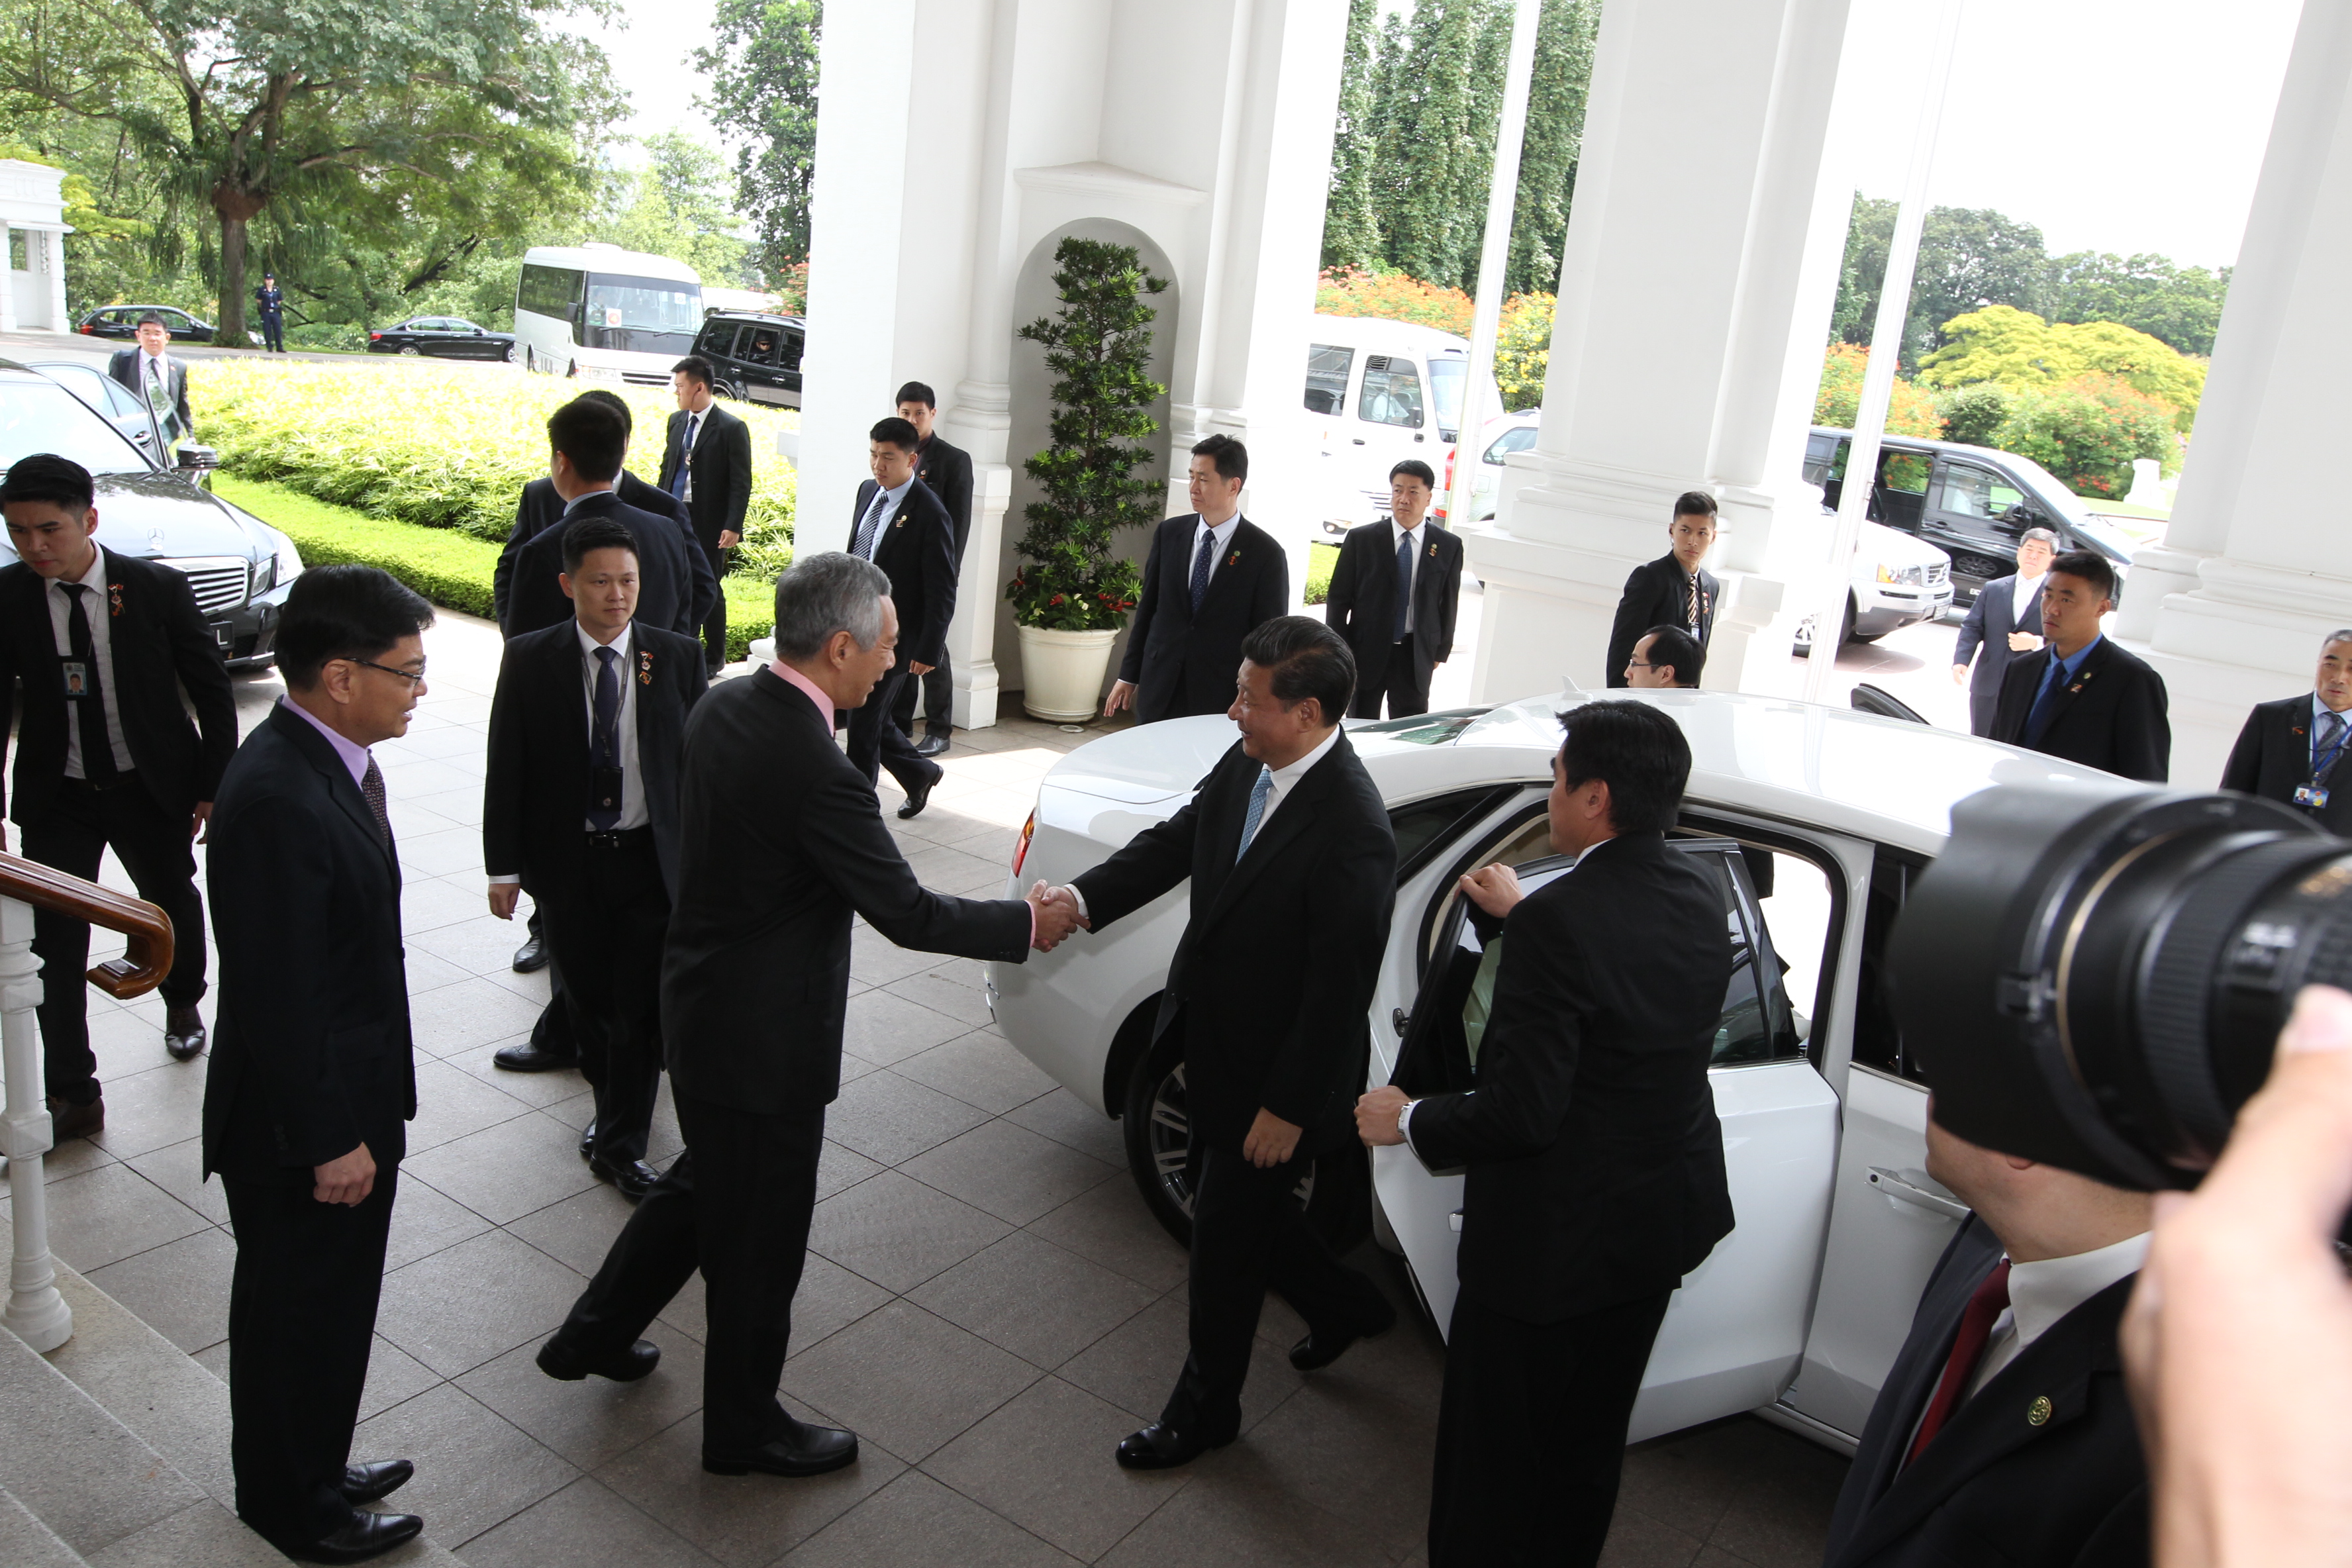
[{"xmin": 175, "ymin": 444, "xmax": 220, "ymax": 471}]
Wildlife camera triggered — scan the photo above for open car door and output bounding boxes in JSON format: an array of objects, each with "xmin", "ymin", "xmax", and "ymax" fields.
[{"xmin": 1373, "ymin": 836, "xmax": 1839, "ymax": 1442}]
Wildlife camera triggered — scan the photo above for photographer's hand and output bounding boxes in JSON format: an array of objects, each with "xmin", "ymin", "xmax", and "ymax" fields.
[{"xmin": 2124, "ymin": 984, "xmax": 2352, "ymax": 1568}]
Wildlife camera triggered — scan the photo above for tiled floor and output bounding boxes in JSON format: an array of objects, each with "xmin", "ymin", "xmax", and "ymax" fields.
[{"xmin": 2, "ymin": 606, "xmax": 1849, "ymax": 1566}]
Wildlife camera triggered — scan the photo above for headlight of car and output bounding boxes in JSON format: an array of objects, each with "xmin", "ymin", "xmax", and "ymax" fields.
[
  {"xmin": 272, "ymin": 530, "xmax": 303, "ymax": 588},
  {"xmin": 1875, "ymin": 563, "xmax": 1926, "ymax": 586}
]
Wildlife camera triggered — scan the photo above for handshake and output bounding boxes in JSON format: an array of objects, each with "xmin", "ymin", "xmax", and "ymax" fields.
[{"xmin": 1023, "ymin": 881, "xmax": 1090, "ymax": 953}]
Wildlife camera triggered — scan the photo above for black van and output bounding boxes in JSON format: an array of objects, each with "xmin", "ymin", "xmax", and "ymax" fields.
[
  {"xmin": 692, "ymin": 310, "xmax": 806, "ymax": 409},
  {"xmin": 1804, "ymin": 426, "xmax": 2138, "ymax": 604}
]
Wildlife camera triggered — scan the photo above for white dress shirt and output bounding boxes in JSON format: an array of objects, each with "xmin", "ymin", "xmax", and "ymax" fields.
[
  {"xmin": 487, "ymin": 620, "xmax": 644, "ymax": 888},
  {"xmin": 45, "ymin": 549, "xmax": 134, "ymax": 779},
  {"xmin": 2012, "ymin": 570, "xmax": 2043, "ymax": 628},
  {"xmin": 1193, "ymin": 512, "xmax": 1243, "ymax": 590},
  {"xmin": 1391, "ymin": 519, "xmax": 1424, "ymax": 635},
  {"xmin": 1967, "ymin": 1231, "xmax": 2150, "ymax": 1398}
]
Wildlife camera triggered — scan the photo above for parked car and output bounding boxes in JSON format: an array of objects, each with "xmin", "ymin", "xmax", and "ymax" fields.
[
  {"xmin": 691, "ymin": 309, "xmax": 806, "ymax": 409},
  {"xmin": 0, "ymin": 360, "xmax": 300, "ymax": 667},
  {"xmin": 27, "ymin": 357, "xmax": 173, "ymax": 463},
  {"xmin": 1434, "ymin": 406, "xmax": 1540, "ymax": 526},
  {"xmin": 1306, "ymin": 315, "xmax": 1501, "ymax": 538},
  {"xmin": 987, "ymin": 691, "xmax": 2133, "ymax": 1452},
  {"xmin": 1804, "ymin": 426, "xmax": 2137, "ymax": 604},
  {"xmin": 75, "ymin": 305, "xmax": 217, "ymax": 342},
  {"xmin": 366, "ymin": 317, "xmax": 516, "ymax": 361}
]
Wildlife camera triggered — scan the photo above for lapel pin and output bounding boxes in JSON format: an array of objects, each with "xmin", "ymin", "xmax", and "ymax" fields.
[
  {"xmin": 1227, "ymin": 550, "xmax": 1240, "ymax": 567},
  {"xmin": 2027, "ymin": 1395, "xmax": 2052, "ymax": 1427},
  {"xmin": 108, "ymin": 583, "xmax": 124, "ymax": 617},
  {"xmin": 638, "ymin": 650, "xmax": 654, "ymax": 685}
]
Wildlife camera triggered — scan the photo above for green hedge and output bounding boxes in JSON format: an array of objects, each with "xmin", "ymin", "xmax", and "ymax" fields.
[
  {"xmin": 217, "ymin": 476, "xmax": 782, "ymax": 659},
  {"xmin": 190, "ymin": 358, "xmax": 798, "ymax": 583},
  {"xmin": 1306, "ymin": 542, "xmax": 1338, "ymax": 607}
]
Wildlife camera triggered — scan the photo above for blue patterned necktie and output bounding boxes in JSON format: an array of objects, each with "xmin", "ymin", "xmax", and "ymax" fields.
[
  {"xmin": 1189, "ymin": 526, "xmax": 1215, "ymax": 614},
  {"xmin": 854, "ymin": 487, "xmax": 890, "ymax": 560},
  {"xmin": 2318, "ymin": 709, "xmax": 2346, "ymax": 783},
  {"xmin": 1235, "ymin": 765, "xmax": 1273, "ymax": 861},
  {"xmin": 589, "ymin": 645, "xmax": 622, "ymax": 830},
  {"xmin": 1393, "ymin": 527, "xmax": 1416, "ymax": 643}
]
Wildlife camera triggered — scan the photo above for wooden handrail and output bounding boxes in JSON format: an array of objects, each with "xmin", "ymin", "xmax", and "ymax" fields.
[{"xmin": 0, "ymin": 852, "xmax": 174, "ymax": 998}]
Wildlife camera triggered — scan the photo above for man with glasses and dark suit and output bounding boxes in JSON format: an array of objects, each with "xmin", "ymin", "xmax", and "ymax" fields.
[
  {"xmin": 1951, "ymin": 528, "xmax": 2058, "ymax": 736},
  {"xmin": 2221, "ymin": 628, "xmax": 2352, "ymax": 836}
]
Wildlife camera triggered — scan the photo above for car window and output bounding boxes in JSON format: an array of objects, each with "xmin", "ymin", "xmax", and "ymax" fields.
[
  {"xmin": 1933, "ymin": 462, "xmax": 2026, "ymax": 521},
  {"xmin": 1879, "ymin": 448, "xmax": 1931, "ymax": 495},
  {"xmin": 1386, "ymin": 785, "xmax": 1522, "ymax": 885},
  {"xmin": 165, "ymin": 311, "xmax": 194, "ymax": 328},
  {"xmin": 1802, "ymin": 434, "xmax": 1841, "ymax": 485},
  {"xmin": 1359, "ymin": 355, "xmax": 1424, "ymax": 428},
  {"xmin": 1851, "ymin": 848, "xmax": 1928, "ymax": 1084},
  {"xmin": 0, "ymin": 380, "xmax": 157, "ymax": 475},
  {"xmin": 1483, "ymin": 425, "xmax": 1537, "ymax": 465},
  {"xmin": 1305, "ymin": 343, "xmax": 1352, "ymax": 416},
  {"xmin": 779, "ymin": 328, "xmax": 805, "ymax": 372},
  {"xmin": 746, "ymin": 326, "xmax": 781, "ymax": 363}
]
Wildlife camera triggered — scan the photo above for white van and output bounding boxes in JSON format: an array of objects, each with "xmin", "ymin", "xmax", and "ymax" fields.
[
  {"xmin": 514, "ymin": 244, "xmax": 703, "ymax": 387},
  {"xmin": 1304, "ymin": 315, "xmax": 1501, "ymax": 536}
]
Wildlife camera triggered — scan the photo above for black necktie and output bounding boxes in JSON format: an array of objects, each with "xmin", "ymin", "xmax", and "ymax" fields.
[
  {"xmin": 1393, "ymin": 529, "xmax": 1415, "ymax": 643},
  {"xmin": 62, "ymin": 583, "xmax": 117, "ymax": 785},
  {"xmin": 1189, "ymin": 529, "xmax": 1215, "ymax": 614},
  {"xmin": 589, "ymin": 646, "xmax": 622, "ymax": 830},
  {"xmin": 360, "ymin": 758, "xmax": 390, "ymax": 847}
]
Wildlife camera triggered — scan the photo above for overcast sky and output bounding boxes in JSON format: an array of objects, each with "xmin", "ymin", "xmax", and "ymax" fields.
[{"xmin": 586, "ymin": 0, "xmax": 2301, "ymax": 270}]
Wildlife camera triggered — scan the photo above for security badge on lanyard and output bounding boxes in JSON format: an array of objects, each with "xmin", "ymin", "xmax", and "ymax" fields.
[
  {"xmin": 61, "ymin": 662, "xmax": 90, "ymax": 699},
  {"xmin": 2300, "ymin": 721, "xmax": 2348, "ymax": 810}
]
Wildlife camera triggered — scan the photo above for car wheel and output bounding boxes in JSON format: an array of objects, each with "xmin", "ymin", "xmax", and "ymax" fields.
[
  {"xmin": 1120, "ymin": 1023, "xmax": 1371, "ymax": 1253},
  {"xmin": 398, "ymin": 345, "xmax": 420, "ymax": 356},
  {"xmin": 505, "ymin": 342, "xmax": 518, "ymax": 366}
]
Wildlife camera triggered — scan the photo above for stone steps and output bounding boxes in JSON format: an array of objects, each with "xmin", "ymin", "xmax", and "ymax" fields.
[{"xmin": 0, "ymin": 1223, "xmax": 467, "ymax": 1566}]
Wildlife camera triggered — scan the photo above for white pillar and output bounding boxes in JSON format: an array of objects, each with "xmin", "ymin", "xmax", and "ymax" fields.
[
  {"xmin": 0, "ymin": 222, "xmax": 19, "ymax": 334},
  {"xmin": 44, "ymin": 228, "xmax": 67, "ymax": 333},
  {"xmin": 0, "ymin": 893, "xmax": 70, "ymax": 1352},
  {"xmin": 1466, "ymin": 0, "xmax": 1859, "ymax": 701},
  {"xmin": 2129, "ymin": 0, "xmax": 2352, "ymax": 784}
]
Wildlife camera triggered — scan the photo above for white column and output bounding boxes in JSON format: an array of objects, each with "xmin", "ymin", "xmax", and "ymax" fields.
[
  {"xmin": 0, "ymin": 223, "xmax": 19, "ymax": 334},
  {"xmin": 1466, "ymin": 0, "xmax": 1859, "ymax": 701},
  {"xmin": 2130, "ymin": 0, "xmax": 2352, "ymax": 784},
  {"xmin": 0, "ymin": 893, "xmax": 70, "ymax": 1352},
  {"xmin": 44, "ymin": 229, "xmax": 66, "ymax": 333}
]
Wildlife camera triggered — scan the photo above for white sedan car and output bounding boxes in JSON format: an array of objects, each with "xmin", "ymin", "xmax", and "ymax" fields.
[{"xmin": 986, "ymin": 687, "xmax": 2129, "ymax": 1451}]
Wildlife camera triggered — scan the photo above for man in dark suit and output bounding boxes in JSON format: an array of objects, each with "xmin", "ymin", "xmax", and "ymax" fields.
[
  {"xmin": 107, "ymin": 313, "xmax": 192, "ymax": 445},
  {"xmin": 482, "ymin": 516, "xmax": 707, "ymax": 1199},
  {"xmin": 503, "ymin": 398, "xmax": 704, "ymax": 645},
  {"xmin": 657, "ymin": 355, "xmax": 754, "ymax": 675},
  {"xmin": 1951, "ymin": 528, "xmax": 2058, "ymax": 736},
  {"xmin": 1605, "ymin": 491, "xmax": 1720, "ymax": 688},
  {"xmin": 888, "ymin": 381, "xmax": 974, "ymax": 758},
  {"xmin": 201, "ymin": 565, "xmax": 436, "ymax": 1563},
  {"xmin": 1990, "ymin": 550, "xmax": 2169, "ymax": 783},
  {"xmin": 1050, "ymin": 617, "xmax": 1398, "ymax": 1469},
  {"xmin": 533, "ymin": 554, "xmax": 1079, "ymax": 1476},
  {"xmin": 1325, "ymin": 458, "xmax": 1464, "ymax": 718},
  {"xmin": 2220, "ymin": 629, "xmax": 2352, "ymax": 835},
  {"xmin": 1358, "ymin": 699, "xmax": 1736, "ymax": 1567},
  {"xmin": 0, "ymin": 454, "xmax": 236, "ymax": 1136},
  {"xmin": 492, "ymin": 389, "xmax": 714, "ymax": 637},
  {"xmin": 844, "ymin": 416, "xmax": 954, "ymax": 818},
  {"xmin": 1821, "ymin": 1110, "xmax": 2152, "ymax": 1568},
  {"xmin": 1105, "ymin": 435, "xmax": 1290, "ymax": 724},
  {"xmin": 1624, "ymin": 624, "xmax": 1704, "ymax": 688}
]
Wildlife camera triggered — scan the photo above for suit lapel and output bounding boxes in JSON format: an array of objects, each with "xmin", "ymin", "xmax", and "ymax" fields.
[
  {"xmin": 269, "ymin": 704, "xmax": 395, "ymax": 873},
  {"xmin": 1196, "ymin": 518, "xmax": 1257, "ymax": 617},
  {"xmin": 2039, "ymin": 640, "xmax": 2112, "ymax": 736},
  {"xmin": 1199, "ymin": 737, "xmax": 1349, "ymax": 931}
]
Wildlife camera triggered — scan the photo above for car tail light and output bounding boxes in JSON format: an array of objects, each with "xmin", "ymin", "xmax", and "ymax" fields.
[
  {"xmin": 1012, "ymin": 810, "xmax": 1036, "ymax": 877},
  {"xmin": 78, "ymin": 323, "xmax": 93, "ymax": 334},
  {"xmin": 368, "ymin": 332, "xmax": 381, "ymax": 341}
]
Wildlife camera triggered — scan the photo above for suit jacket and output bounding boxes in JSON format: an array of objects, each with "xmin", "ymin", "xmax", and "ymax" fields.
[
  {"xmin": 662, "ymin": 667, "xmax": 1033, "ymax": 1113},
  {"xmin": 848, "ymin": 477, "xmax": 958, "ymax": 670},
  {"xmin": 1071, "ymin": 733, "xmax": 1396, "ymax": 1149},
  {"xmin": 0, "ymin": 548, "xmax": 236, "ymax": 828},
  {"xmin": 1118, "ymin": 514, "xmax": 1291, "ymax": 724},
  {"xmin": 1406, "ymin": 832, "xmax": 1735, "ymax": 1322},
  {"xmin": 1606, "ymin": 555, "xmax": 1719, "ymax": 689},
  {"xmin": 1953, "ymin": 573, "xmax": 2045, "ymax": 699},
  {"xmin": 1822, "ymin": 1218, "xmax": 2148, "ymax": 1568},
  {"xmin": 107, "ymin": 348, "xmax": 191, "ymax": 436},
  {"xmin": 2221, "ymin": 694, "xmax": 2352, "ymax": 835},
  {"xmin": 915, "ymin": 433, "xmax": 975, "ymax": 566},
  {"xmin": 1990, "ymin": 636, "xmax": 2171, "ymax": 783},
  {"xmin": 494, "ymin": 471, "xmax": 714, "ymax": 631},
  {"xmin": 657, "ymin": 403, "xmax": 755, "ymax": 550},
  {"xmin": 201, "ymin": 703, "xmax": 415, "ymax": 1177},
  {"xmin": 502, "ymin": 491, "xmax": 704, "ymax": 643},
  {"xmin": 481, "ymin": 620, "xmax": 707, "ymax": 904},
  {"xmin": 1324, "ymin": 520, "xmax": 1464, "ymax": 695}
]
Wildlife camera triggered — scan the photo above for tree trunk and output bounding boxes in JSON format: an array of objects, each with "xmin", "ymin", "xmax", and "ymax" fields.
[{"xmin": 215, "ymin": 212, "xmax": 249, "ymax": 345}]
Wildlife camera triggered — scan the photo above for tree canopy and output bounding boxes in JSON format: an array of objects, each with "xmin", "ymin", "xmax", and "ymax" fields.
[
  {"xmin": 1916, "ymin": 305, "xmax": 2206, "ymax": 432},
  {"xmin": 692, "ymin": 0, "xmax": 820, "ymax": 279}
]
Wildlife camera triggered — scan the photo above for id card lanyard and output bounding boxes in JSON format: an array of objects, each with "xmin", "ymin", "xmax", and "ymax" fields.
[{"xmin": 2301, "ymin": 715, "xmax": 2349, "ymax": 810}]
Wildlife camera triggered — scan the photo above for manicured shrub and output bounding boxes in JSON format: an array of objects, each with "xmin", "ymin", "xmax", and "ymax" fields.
[
  {"xmin": 1990, "ymin": 374, "xmax": 2180, "ymax": 499},
  {"xmin": 1305, "ymin": 542, "xmax": 1338, "ymax": 607},
  {"xmin": 1813, "ymin": 344, "xmax": 1943, "ymax": 436},
  {"xmin": 1937, "ymin": 382, "xmax": 2013, "ymax": 448}
]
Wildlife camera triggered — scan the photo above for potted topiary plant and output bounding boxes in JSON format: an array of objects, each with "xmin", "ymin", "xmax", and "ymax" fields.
[{"xmin": 1006, "ymin": 236, "xmax": 1169, "ymax": 721}]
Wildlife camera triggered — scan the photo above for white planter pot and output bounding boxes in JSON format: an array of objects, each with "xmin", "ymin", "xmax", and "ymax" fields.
[{"xmin": 1015, "ymin": 624, "xmax": 1120, "ymax": 722}]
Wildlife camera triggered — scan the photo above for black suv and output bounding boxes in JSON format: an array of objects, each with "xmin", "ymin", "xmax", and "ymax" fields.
[
  {"xmin": 1804, "ymin": 426, "xmax": 2139, "ymax": 604},
  {"xmin": 691, "ymin": 310, "xmax": 805, "ymax": 409}
]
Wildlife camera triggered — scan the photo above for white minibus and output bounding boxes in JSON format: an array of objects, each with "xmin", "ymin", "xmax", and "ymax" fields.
[
  {"xmin": 514, "ymin": 244, "xmax": 704, "ymax": 387},
  {"xmin": 1304, "ymin": 315, "xmax": 1500, "ymax": 536}
]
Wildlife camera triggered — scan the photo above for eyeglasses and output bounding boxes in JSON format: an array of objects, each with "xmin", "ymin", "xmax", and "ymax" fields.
[
  {"xmin": 350, "ymin": 657, "xmax": 427, "ymax": 687},
  {"xmin": 1626, "ymin": 661, "xmax": 1659, "ymax": 670}
]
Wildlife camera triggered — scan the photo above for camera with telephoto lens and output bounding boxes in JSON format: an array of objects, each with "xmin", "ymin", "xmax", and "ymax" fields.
[{"xmin": 1890, "ymin": 779, "xmax": 2352, "ymax": 1193}]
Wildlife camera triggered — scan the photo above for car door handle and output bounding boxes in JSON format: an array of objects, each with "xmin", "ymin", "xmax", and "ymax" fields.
[
  {"xmin": 1414, "ymin": 433, "xmax": 1426, "ymax": 442},
  {"xmin": 1392, "ymin": 1008, "xmax": 1410, "ymax": 1038},
  {"xmin": 1352, "ymin": 438, "xmax": 1367, "ymax": 446},
  {"xmin": 1868, "ymin": 1166, "xmax": 1969, "ymax": 1221}
]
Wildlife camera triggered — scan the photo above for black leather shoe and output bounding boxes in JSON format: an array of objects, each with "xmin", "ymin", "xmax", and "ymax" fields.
[
  {"xmin": 914, "ymin": 727, "xmax": 952, "ymax": 758},
  {"xmin": 703, "ymin": 1417, "xmax": 859, "ymax": 1477},
  {"xmin": 589, "ymin": 1153, "xmax": 660, "ymax": 1200},
  {"xmin": 164, "ymin": 1003, "xmax": 207, "ymax": 1061},
  {"xmin": 46, "ymin": 1095, "xmax": 103, "ymax": 1140},
  {"xmin": 895, "ymin": 765, "xmax": 943, "ymax": 820},
  {"xmin": 285, "ymin": 1511, "xmax": 423, "ymax": 1563},
  {"xmin": 579, "ymin": 1120, "xmax": 596, "ymax": 1160},
  {"xmin": 492, "ymin": 1040, "xmax": 577, "ymax": 1073},
  {"xmin": 511, "ymin": 934, "xmax": 549, "ymax": 973},
  {"xmin": 536, "ymin": 1335, "xmax": 660, "ymax": 1383},
  {"xmin": 1114, "ymin": 1421, "xmax": 1226, "ymax": 1471},
  {"xmin": 1289, "ymin": 1300, "xmax": 1400, "ymax": 1373},
  {"xmin": 338, "ymin": 1459, "xmax": 413, "ymax": 1504}
]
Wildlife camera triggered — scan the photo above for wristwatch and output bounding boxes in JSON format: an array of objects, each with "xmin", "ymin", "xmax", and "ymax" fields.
[{"xmin": 1395, "ymin": 1099, "xmax": 1416, "ymax": 1142}]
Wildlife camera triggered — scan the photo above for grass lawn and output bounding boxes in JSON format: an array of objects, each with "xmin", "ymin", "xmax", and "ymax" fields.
[
  {"xmin": 1307, "ymin": 542, "xmax": 1338, "ymax": 606},
  {"xmin": 217, "ymin": 475, "xmax": 781, "ymax": 657}
]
